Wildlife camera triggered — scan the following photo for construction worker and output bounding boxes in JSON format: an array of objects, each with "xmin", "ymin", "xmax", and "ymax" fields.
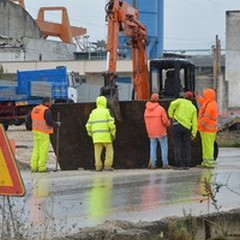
[
  {"xmin": 197, "ymin": 88, "xmax": 218, "ymax": 168},
  {"xmin": 144, "ymin": 93, "xmax": 171, "ymax": 169},
  {"xmin": 28, "ymin": 97, "xmax": 60, "ymax": 172},
  {"xmin": 85, "ymin": 96, "xmax": 116, "ymax": 171},
  {"xmin": 168, "ymin": 91, "xmax": 197, "ymax": 170}
]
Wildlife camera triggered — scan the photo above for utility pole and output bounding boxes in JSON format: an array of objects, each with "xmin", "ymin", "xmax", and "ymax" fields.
[
  {"xmin": 213, "ymin": 35, "xmax": 221, "ymax": 99},
  {"xmin": 213, "ymin": 34, "xmax": 227, "ymax": 114}
]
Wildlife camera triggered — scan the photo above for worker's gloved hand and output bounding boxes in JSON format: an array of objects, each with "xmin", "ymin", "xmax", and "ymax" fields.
[
  {"xmin": 56, "ymin": 122, "xmax": 61, "ymax": 127},
  {"xmin": 111, "ymin": 135, "xmax": 116, "ymax": 141},
  {"xmin": 87, "ymin": 133, "xmax": 92, "ymax": 138},
  {"xmin": 191, "ymin": 134, "xmax": 196, "ymax": 140}
]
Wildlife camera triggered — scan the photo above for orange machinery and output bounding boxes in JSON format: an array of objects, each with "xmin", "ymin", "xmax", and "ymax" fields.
[
  {"xmin": 36, "ymin": 7, "xmax": 86, "ymax": 44},
  {"xmin": 10, "ymin": 0, "xmax": 86, "ymax": 44},
  {"xmin": 102, "ymin": 0, "xmax": 150, "ymax": 102},
  {"xmin": 49, "ymin": 0, "xmax": 203, "ymax": 170}
]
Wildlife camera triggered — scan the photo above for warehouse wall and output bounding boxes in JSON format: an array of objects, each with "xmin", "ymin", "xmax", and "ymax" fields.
[
  {"xmin": 226, "ymin": 11, "xmax": 240, "ymax": 108},
  {"xmin": 0, "ymin": 0, "xmax": 76, "ymax": 61},
  {"xmin": 0, "ymin": 0, "xmax": 41, "ymax": 39}
]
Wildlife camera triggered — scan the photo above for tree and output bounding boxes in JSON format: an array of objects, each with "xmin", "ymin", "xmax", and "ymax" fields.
[{"xmin": 92, "ymin": 40, "xmax": 106, "ymax": 51}]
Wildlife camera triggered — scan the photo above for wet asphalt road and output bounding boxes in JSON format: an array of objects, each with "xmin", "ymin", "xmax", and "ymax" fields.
[{"xmin": 2, "ymin": 148, "xmax": 240, "ymax": 239}]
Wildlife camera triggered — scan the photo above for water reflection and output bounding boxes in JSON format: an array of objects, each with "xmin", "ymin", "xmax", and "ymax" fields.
[
  {"xmin": 27, "ymin": 173, "xmax": 51, "ymax": 239},
  {"xmin": 140, "ymin": 174, "xmax": 168, "ymax": 209},
  {"xmin": 198, "ymin": 169, "xmax": 214, "ymax": 195},
  {"xmin": 164, "ymin": 173, "xmax": 202, "ymax": 204},
  {"xmin": 3, "ymin": 162, "xmax": 240, "ymax": 239},
  {"xmin": 87, "ymin": 176, "xmax": 113, "ymax": 222}
]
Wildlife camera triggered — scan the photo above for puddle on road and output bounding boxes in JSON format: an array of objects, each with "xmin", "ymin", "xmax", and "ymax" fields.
[{"xmin": 1, "ymin": 169, "xmax": 240, "ymax": 239}]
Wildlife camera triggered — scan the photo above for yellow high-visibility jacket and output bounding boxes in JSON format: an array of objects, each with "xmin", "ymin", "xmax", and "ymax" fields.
[
  {"xmin": 168, "ymin": 98, "xmax": 197, "ymax": 137},
  {"xmin": 85, "ymin": 96, "xmax": 116, "ymax": 143}
]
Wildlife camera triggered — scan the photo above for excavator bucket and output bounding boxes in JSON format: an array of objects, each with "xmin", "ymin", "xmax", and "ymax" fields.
[
  {"xmin": 100, "ymin": 73, "xmax": 123, "ymax": 121},
  {"xmin": 100, "ymin": 82, "xmax": 122, "ymax": 121},
  {"xmin": 50, "ymin": 101, "xmax": 202, "ymax": 170}
]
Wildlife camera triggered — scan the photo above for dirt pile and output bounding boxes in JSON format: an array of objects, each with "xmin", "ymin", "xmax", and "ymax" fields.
[{"xmin": 53, "ymin": 209, "xmax": 240, "ymax": 240}]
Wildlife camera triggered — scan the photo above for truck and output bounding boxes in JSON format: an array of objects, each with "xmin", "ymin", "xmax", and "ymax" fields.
[{"xmin": 0, "ymin": 66, "xmax": 81, "ymax": 130}]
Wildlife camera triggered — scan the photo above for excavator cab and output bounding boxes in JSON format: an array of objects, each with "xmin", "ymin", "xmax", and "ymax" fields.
[{"xmin": 149, "ymin": 58, "xmax": 195, "ymax": 98}]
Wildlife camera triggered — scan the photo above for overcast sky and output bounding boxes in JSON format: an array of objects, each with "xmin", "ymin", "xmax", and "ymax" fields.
[{"xmin": 24, "ymin": 0, "xmax": 239, "ymax": 50}]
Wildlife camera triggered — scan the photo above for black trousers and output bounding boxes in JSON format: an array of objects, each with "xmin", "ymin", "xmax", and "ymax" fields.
[{"xmin": 172, "ymin": 124, "xmax": 191, "ymax": 167}]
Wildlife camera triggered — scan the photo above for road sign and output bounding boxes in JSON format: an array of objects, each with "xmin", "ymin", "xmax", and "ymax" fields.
[{"xmin": 0, "ymin": 125, "xmax": 25, "ymax": 196}]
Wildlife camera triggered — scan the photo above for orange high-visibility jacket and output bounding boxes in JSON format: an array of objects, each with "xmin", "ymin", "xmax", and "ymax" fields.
[
  {"xmin": 31, "ymin": 104, "xmax": 53, "ymax": 134},
  {"xmin": 144, "ymin": 102, "xmax": 170, "ymax": 138},
  {"xmin": 197, "ymin": 89, "xmax": 218, "ymax": 133}
]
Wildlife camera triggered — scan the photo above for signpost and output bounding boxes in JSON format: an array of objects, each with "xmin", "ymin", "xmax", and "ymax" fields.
[
  {"xmin": 0, "ymin": 124, "xmax": 26, "ymax": 238},
  {"xmin": 0, "ymin": 124, "xmax": 25, "ymax": 196}
]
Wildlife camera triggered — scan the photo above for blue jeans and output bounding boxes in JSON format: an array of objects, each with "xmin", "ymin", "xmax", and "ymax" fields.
[{"xmin": 149, "ymin": 136, "xmax": 168, "ymax": 167}]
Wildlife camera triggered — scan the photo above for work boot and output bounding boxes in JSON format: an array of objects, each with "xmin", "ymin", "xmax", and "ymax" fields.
[
  {"xmin": 148, "ymin": 164, "xmax": 157, "ymax": 170},
  {"xmin": 96, "ymin": 168, "xmax": 103, "ymax": 172},
  {"xmin": 173, "ymin": 167, "xmax": 184, "ymax": 170},
  {"xmin": 149, "ymin": 166, "xmax": 157, "ymax": 170},
  {"xmin": 104, "ymin": 168, "xmax": 114, "ymax": 171},
  {"xmin": 203, "ymin": 165, "xmax": 214, "ymax": 169},
  {"xmin": 196, "ymin": 164, "xmax": 213, "ymax": 169},
  {"xmin": 162, "ymin": 165, "xmax": 172, "ymax": 169}
]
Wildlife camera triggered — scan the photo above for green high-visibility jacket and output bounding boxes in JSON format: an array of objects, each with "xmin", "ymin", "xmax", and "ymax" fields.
[
  {"xmin": 85, "ymin": 96, "xmax": 116, "ymax": 143},
  {"xmin": 168, "ymin": 98, "xmax": 197, "ymax": 137}
]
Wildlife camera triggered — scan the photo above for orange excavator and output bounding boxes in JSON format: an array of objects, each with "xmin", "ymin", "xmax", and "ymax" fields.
[
  {"xmin": 50, "ymin": 0, "xmax": 204, "ymax": 170},
  {"xmin": 101, "ymin": 0, "xmax": 150, "ymax": 120}
]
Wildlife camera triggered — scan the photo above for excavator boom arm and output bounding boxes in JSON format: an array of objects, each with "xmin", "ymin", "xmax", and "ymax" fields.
[{"xmin": 104, "ymin": 0, "xmax": 150, "ymax": 100}]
